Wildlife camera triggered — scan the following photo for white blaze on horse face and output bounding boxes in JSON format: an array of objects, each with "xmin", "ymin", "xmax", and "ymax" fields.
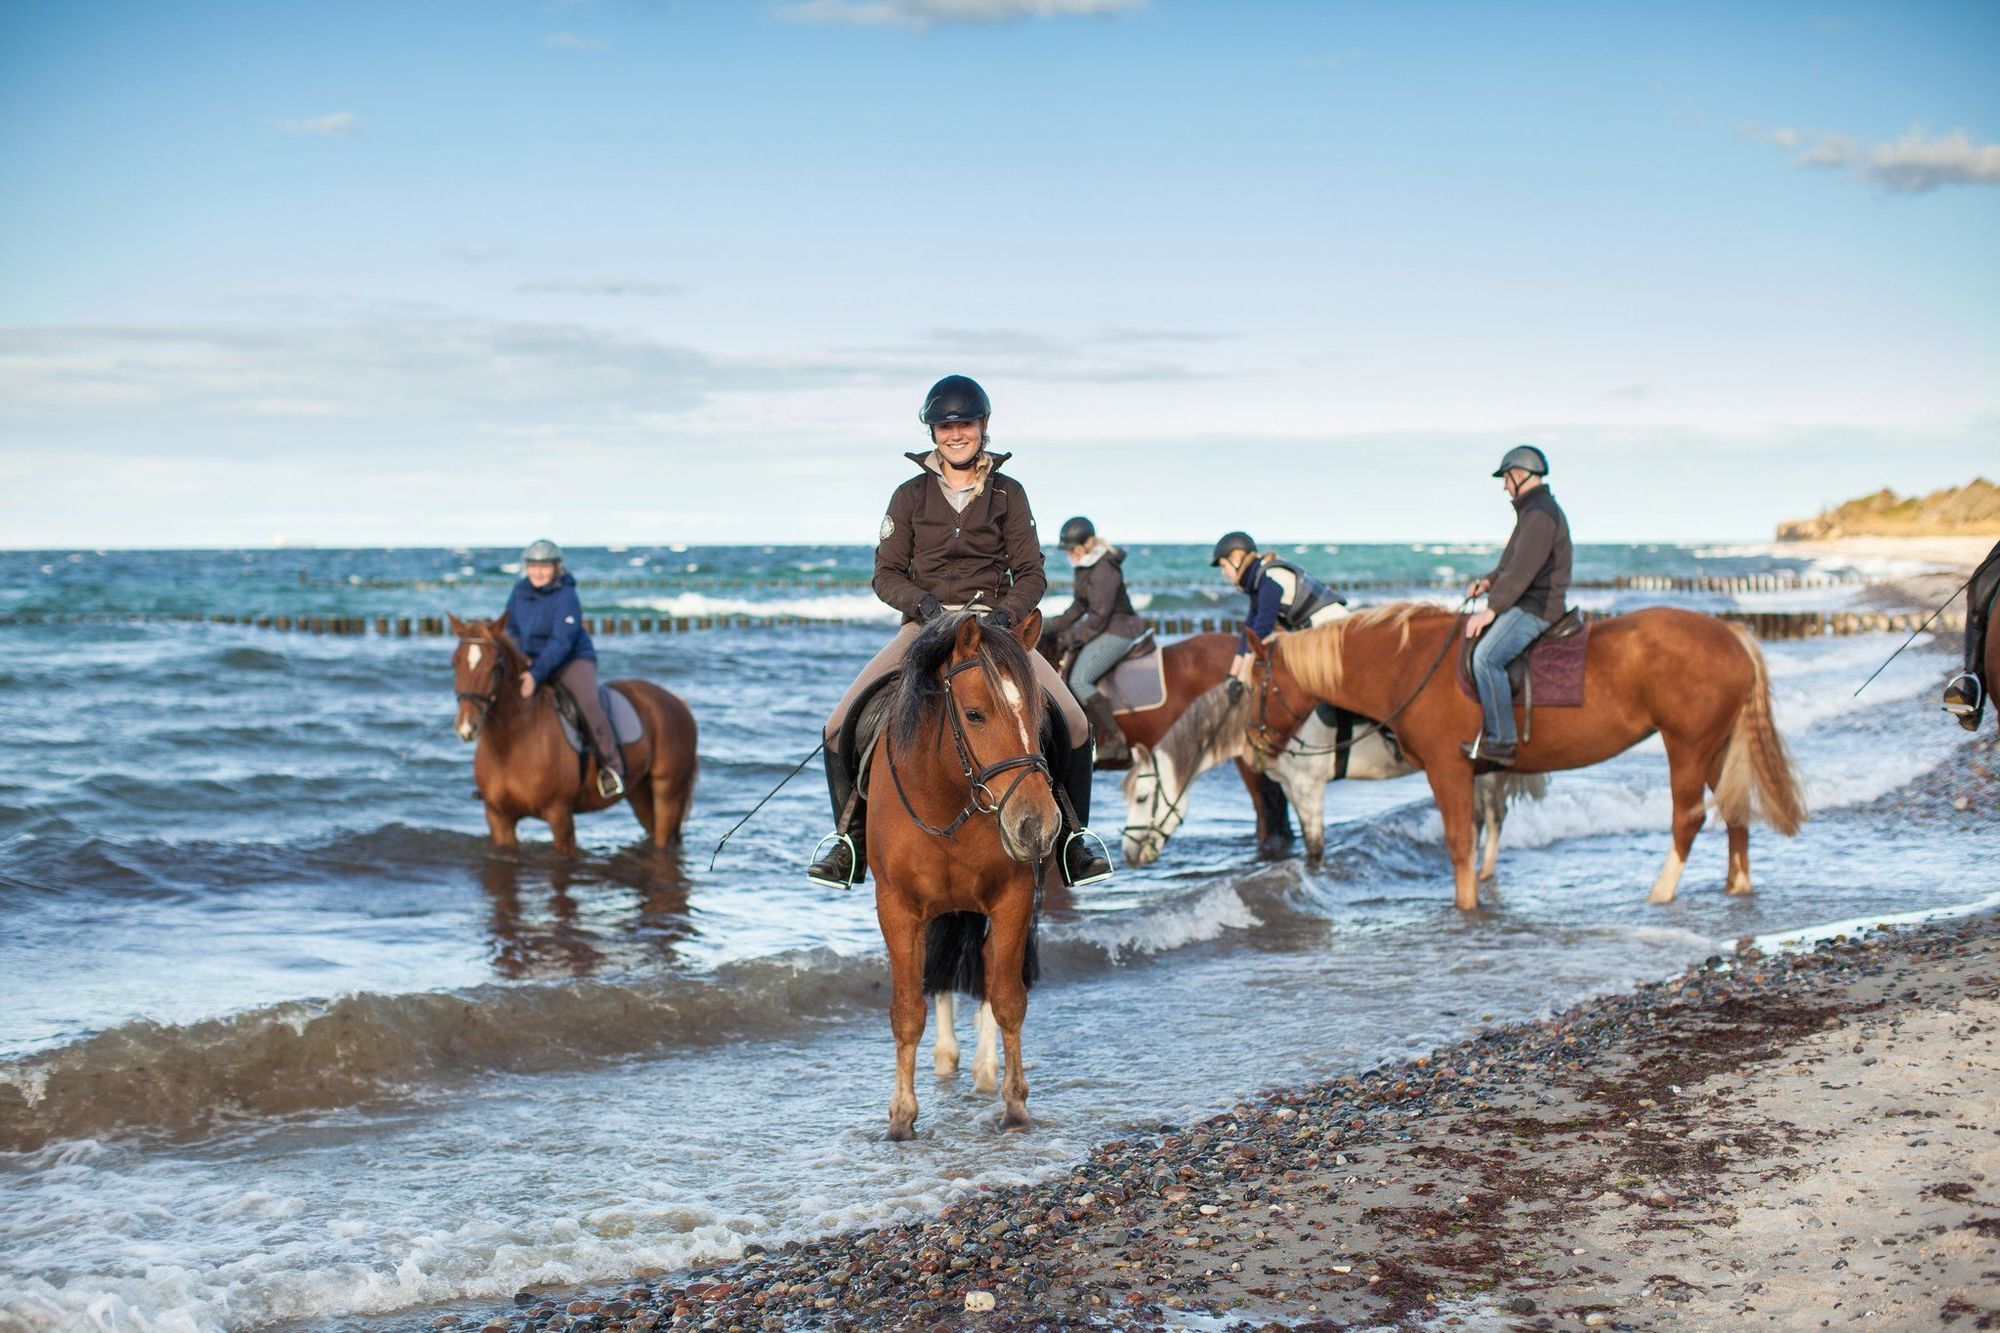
[
  {"xmin": 997, "ymin": 675, "xmax": 1030, "ymax": 750},
  {"xmin": 467, "ymin": 644, "xmax": 483, "ymax": 670}
]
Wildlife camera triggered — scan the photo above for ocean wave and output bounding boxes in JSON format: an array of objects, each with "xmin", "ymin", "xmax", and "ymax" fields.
[{"xmin": 615, "ymin": 592, "xmax": 898, "ymax": 622}]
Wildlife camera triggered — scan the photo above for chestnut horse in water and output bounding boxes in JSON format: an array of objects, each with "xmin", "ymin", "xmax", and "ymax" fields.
[
  {"xmin": 1042, "ymin": 632, "xmax": 1296, "ymax": 856},
  {"xmin": 872, "ymin": 610, "xmax": 1059, "ymax": 1139},
  {"xmin": 449, "ymin": 615, "xmax": 698, "ymax": 855},
  {"xmin": 1246, "ymin": 605, "xmax": 1806, "ymax": 910}
]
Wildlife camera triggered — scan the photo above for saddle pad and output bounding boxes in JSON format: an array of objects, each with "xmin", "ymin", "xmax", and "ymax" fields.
[
  {"xmin": 1457, "ymin": 621, "xmax": 1590, "ymax": 708},
  {"xmin": 558, "ymin": 685, "xmax": 646, "ymax": 753},
  {"xmin": 1103, "ymin": 647, "xmax": 1168, "ymax": 715}
]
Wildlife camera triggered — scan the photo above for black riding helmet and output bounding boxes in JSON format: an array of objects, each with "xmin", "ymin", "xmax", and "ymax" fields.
[
  {"xmin": 1210, "ymin": 531, "xmax": 1257, "ymax": 566},
  {"xmin": 1492, "ymin": 444, "xmax": 1549, "ymax": 478},
  {"xmin": 920, "ymin": 375, "xmax": 992, "ymax": 426},
  {"xmin": 1059, "ymin": 516, "xmax": 1095, "ymax": 549}
]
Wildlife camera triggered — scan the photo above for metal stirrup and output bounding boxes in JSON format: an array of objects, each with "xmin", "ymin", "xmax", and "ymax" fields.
[
  {"xmin": 1943, "ymin": 672, "xmax": 1984, "ymax": 715},
  {"xmin": 807, "ymin": 831, "xmax": 860, "ymax": 890},
  {"xmin": 1061, "ymin": 827, "xmax": 1113, "ymax": 887}
]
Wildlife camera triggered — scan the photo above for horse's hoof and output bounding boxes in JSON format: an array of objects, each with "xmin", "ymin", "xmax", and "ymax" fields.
[
  {"xmin": 887, "ymin": 1118, "xmax": 916, "ymax": 1142},
  {"xmin": 972, "ymin": 1069, "xmax": 999, "ymax": 1096},
  {"xmin": 1646, "ymin": 886, "xmax": 1677, "ymax": 906},
  {"xmin": 933, "ymin": 1054, "xmax": 960, "ymax": 1079},
  {"xmin": 1000, "ymin": 1106, "xmax": 1030, "ymax": 1132},
  {"xmin": 1725, "ymin": 881, "xmax": 1754, "ymax": 897}
]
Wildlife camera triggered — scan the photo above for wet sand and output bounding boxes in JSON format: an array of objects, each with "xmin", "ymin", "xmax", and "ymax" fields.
[{"xmin": 458, "ymin": 760, "xmax": 2000, "ymax": 1332}]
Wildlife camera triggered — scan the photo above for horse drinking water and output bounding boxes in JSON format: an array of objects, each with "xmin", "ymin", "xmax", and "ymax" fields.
[
  {"xmin": 450, "ymin": 614, "xmax": 699, "ymax": 854},
  {"xmin": 1245, "ymin": 605, "xmax": 1806, "ymax": 909},
  {"xmin": 870, "ymin": 610, "xmax": 1059, "ymax": 1140}
]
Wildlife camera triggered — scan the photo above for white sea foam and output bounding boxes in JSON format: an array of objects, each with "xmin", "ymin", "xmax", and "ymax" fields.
[
  {"xmin": 617, "ymin": 592, "xmax": 898, "ymax": 622},
  {"xmin": 1054, "ymin": 883, "xmax": 1260, "ymax": 963}
]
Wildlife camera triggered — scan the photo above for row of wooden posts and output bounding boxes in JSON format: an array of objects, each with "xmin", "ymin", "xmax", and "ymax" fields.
[
  {"xmin": 4, "ymin": 607, "xmax": 1967, "ymax": 641},
  {"xmin": 310, "ymin": 571, "xmax": 1870, "ymax": 596}
]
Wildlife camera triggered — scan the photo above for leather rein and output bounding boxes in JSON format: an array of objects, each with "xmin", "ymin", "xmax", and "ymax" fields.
[
  {"xmin": 454, "ymin": 637, "xmax": 511, "ymax": 724},
  {"xmin": 886, "ymin": 657, "xmax": 1058, "ymax": 840}
]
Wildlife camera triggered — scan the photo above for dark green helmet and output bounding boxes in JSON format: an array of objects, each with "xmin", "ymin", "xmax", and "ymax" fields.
[
  {"xmin": 1492, "ymin": 444, "xmax": 1549, "ymax": 478},
  {"xmin": 1058, "ymin": 516, "xmax": 1095, "ymax": 548},
  {"xmin": 919, "ymin": 375, "xmax": 991, "ymax": 426},
  {"xmin": 1210, "ymin": 531, "xmax": 1257, "ymax": 566}
]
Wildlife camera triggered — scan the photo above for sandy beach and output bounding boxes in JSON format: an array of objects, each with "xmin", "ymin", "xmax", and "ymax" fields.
[
  {"xmin": 450, "ymin": 744, "xmax": 2000, "ymax": 1333},
  {"xmin": 1783, "ymin": 535, "xmax": 1995, "ymax": 610}
]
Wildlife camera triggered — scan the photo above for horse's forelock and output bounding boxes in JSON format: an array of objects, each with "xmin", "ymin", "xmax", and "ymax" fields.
[{"xmin": 893, "ymin": 613, "xmax": 1043, "ymax": 749}]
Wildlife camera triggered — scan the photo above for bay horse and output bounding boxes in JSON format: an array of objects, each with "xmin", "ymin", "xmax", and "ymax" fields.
[
  {"xmin": 449, "ymin": 614, "xmax": 698, "ymax": 855},
  {"xmin": 1043, "ymin": 631, "xmax": 1296, "ymax": 856},
  {"xmin": 1244, "ymin": 605, "xmax": 1806, "ymax": 910},
  {"xmin": 872, "ymin": 609, "xmax": 1059, "ymax": 1140},
  {"xmin": 1121, "ymin": 677, "xmax": 1547, "ymax": 874}
]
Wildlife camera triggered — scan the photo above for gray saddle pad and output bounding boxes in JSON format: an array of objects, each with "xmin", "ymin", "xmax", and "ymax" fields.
[
  {"xmin": 558, "ymin": 685, "xmax": 645, "ymax": 753},
  {"xmin": 1103, "ymin": 648, "xmax": 1168, "ymax": 715}
]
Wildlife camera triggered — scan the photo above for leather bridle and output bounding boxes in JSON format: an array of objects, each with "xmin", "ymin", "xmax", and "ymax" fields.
[
  {"xmin": 887, "ymin": 657, "xmax": 1056, "ymax": 839},
  {"xmin": 455, "ymin": 637, "xmax": 508, "ymax": 726},
  {"xmin": 1246, "ymin": 608, "xmax": 1470, "ymax": 763}
]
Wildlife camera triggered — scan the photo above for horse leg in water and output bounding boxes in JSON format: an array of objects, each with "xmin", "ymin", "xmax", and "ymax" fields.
[
  {"xmin": 545, "ymin": 804, "xmax": 578, "ymax": 857},
  {"xmin": 1474, "ymin": 776, "xmax": 1502, "ymax": 883},
  {"xmin": 1424, "ymin": 759, "xmax": 1481, "ymax": 911},
  {"xmin": 982, "ymin": 900, "xmax": 1033, "ymax": 1130},
  {"xmin": 649, "ymin": 761, "xmax": 694, "ymax": 849},
  {"xmin": 626, "ymin": 778, "xmax": 658, "ymax": 841},
  {"xmin": 1705, "ymin": 746, "xmax": 1755, "ymax": 897},
  {"xmin": 1273, "ymin": 761, "xmax": 1328, "ymax": 866},
  {"xmin": 971, "ymin": 1000, "xmax": 1000, "ymax": 1096},
  {"xmin": 1647, "ymin": 736, "xmax": 1711, "ymax": 905},
  {"xmin": 878, "ymin": 897, "xmax": 927, "ymax": 1141},
  {"xmin": 932, "ymin": 992, "xmax": 959, "ymax": 1078},
  {"xmin": 485, "ymin": 805, "xmax": 520, "ymax": 850}
]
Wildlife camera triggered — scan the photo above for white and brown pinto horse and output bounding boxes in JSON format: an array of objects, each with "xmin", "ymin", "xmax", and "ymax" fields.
[
  {"xmin": 1121, "ymin": 678, "xmax": 1546, "ymax": 877},
  {"xmin": 1244, "ymin": 605, "xmax": 1806, "ymax": 910}
]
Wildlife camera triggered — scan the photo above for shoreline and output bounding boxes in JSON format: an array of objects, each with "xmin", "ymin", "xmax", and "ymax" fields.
[{"xmin": 453, "ymin": 901, "xmax": 2000, "ymax": 1331}]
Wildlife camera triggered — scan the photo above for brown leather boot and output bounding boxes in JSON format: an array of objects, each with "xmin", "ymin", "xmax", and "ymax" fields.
[{"xmin": 1083, "ymin": 694, "xmax": 1131, "ymax": 768}]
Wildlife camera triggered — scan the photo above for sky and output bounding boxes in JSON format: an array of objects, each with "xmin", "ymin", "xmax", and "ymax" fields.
[{"xmin": 2, "ymin": 0, "xmax": 1996, "ymax": 549}]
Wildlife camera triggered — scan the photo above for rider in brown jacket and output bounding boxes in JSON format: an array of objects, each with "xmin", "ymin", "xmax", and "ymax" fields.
[{"xmin": 807, "ymin": 375, "xmax": 1111, "ymax": 891}]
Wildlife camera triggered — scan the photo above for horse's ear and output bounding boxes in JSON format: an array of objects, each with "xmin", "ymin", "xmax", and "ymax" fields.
[
  {"xmin": 1014, "ymin": 609, "xmax": 1042, "ymax": 652},
  {"xmin": 953, "ymin": 614, "xmax": 983, "ymax": 657},
  {"xmin": 447, "ymin": 612, "xmax": 465, "ymax": 635},
  {"xmin": 1129, "ymin": 741, "xmax": 1152, "ymax": 771},
  {"xmin": 485, "ymin": 615, "xmax": 508, "ymax": 637}
]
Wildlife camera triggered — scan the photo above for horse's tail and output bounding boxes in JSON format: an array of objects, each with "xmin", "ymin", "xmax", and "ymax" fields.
[
  {"xmin": 1714, "ymin": 625, "xmax": 1807, "ymax": 836},
  {"xmin": 921, "ymin": 910, "xmax": 1039, "ymax": 997},
  {"xmin": 1500, "ymin": 771, "xmax": 1548, "ymax": 806}
]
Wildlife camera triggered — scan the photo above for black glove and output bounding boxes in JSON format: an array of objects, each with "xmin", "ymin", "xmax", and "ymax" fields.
[
  {"xmin": 915, "ymin": 595, "xmax": 944, "ymax": 623},
  {"xmin": 1224, "ymin": 677, "xmax": 1246, "ymax": 703},
  {"xmin": 983, "ymin": 607, "xmax": 1014, "ymax": 631}
]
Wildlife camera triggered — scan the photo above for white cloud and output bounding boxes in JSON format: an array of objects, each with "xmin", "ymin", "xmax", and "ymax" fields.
[
  {"xmin": 516, "ymin": 279, "xmax": 686, "ymax": 299},
  {"xmin": 279, "ymin": 111, "xmax": 359, "ymax": 138},
  {"xmin": 1759, "ymin": 124, "xmax": 2000, "ymax": 193},
  {"xmin": 779, "ymin": 0, "xmax": 1143, "ymax": 29},
  {"xmin": 541, "ymin": 31, "xmax": 606, "ymax": 50}
]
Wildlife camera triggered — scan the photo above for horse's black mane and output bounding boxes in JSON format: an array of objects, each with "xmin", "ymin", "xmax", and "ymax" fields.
[{"xmin": 893, "ymin": 611, "xmax": 1044, "ymax": 748}]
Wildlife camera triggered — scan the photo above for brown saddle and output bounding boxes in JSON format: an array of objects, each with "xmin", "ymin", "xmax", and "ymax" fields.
[{"xmin": 1456, "ymin": 609, "xmax": 1590, "ymax": 710}]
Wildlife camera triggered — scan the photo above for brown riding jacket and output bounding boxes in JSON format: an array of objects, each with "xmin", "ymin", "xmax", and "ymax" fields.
[
  {"xmin": 1047, "ymin": 547, "xmax": 1147, "ymax": 650},
  {"xmin": 872, "ymin": 450, "xmax": 1048, "ymax": 624}
]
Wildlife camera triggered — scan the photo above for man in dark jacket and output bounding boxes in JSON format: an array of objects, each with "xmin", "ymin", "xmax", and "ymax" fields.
[
  {"xmin": 807, "ymin": 375, "xmax": 1110, "ymax": 891},
  {"xmin": 1461, "ymin": 445, "xmax": 1572, "ymax": 767},
  {"xmin": 1047, "ymin": 515, "xmax": 1146, "ymax": 765}
]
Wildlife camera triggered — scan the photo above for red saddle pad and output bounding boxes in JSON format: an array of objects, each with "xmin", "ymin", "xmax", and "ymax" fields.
[{"xmin": 1457, "ymin": 620, "xmax": 1589, "ymax": 708}]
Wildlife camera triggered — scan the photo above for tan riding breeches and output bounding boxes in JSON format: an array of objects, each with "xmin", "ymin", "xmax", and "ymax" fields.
[
  {"xmin": 823, "ymin": 621, "xmax": 1088, "ymax": 753},
  {"xmin": 552, "ymin": 658, "xmax": 626, "ymax": 776}
]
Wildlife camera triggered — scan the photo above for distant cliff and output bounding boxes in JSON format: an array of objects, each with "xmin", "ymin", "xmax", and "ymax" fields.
[{"xmin": 1778, "ymin": 478, "xmax": 2000, "ymax": 540}]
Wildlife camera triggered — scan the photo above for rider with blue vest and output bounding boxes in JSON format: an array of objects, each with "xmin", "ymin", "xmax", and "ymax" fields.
[
  {"xmin": 1461, "ymin": 445, "xmax": 1572, "ymax": 769},
  {"xmin": 503, "ymin": 539, "xmax": 626, "ymax": 799},
  {"xmin": 1213, "ymin": 532, "xmax": 1348, "ymax": 683}
]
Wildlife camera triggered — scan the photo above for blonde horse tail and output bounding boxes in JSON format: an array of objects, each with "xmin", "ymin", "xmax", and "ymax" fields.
[{"xmin": 1714, "ymin": 624, "xmax": 1807, "ymax": 836}]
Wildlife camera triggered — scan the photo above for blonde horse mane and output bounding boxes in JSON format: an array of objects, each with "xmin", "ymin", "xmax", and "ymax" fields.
[{"xmin": 1277, "ymin": 602, "xmax": 1455, "ymax": 700}]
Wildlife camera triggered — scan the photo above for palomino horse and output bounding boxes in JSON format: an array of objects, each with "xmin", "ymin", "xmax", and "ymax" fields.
[
  {"xmin": 1245, "ymin": 605, "xmax": 1806, "ymax": 910},
  {"xmin": 1044, "ymin": 632, "xmax": 1296, "ymax": 856},
  {"xmin": 1122, "ymin": 679, "xmax": 1547, "ymax": 874},
  {"xmin": 449, "ymin": 615, "xmax": 698, "ymax": 855},
  {"xmin": 872, "ymin": 610, "xmax": 1059, "ymax": 1140}
]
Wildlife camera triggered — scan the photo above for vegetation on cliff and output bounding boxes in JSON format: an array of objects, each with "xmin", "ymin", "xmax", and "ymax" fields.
[{"xmin": 1778, "ymin": 478, "xmax": 2000, "ymax": 539}]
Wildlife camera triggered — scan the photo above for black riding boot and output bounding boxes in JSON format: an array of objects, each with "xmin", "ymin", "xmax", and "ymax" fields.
[
  {"xmin": 1082, "ymin": 694, "xmax": 1130, "ymax": 768},
  {"xmin": 805, "ymin": 748, "xmax": 867, "ymax": 889},
  {"xmin": 1059, "ymin": 736, "xmax": 1113, "ymax": 887}
]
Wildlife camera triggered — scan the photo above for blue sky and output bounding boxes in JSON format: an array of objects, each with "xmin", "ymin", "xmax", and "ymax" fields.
[{"xmin": 2, "ymin": 0, "xmax": 1996, "ymax": 548}]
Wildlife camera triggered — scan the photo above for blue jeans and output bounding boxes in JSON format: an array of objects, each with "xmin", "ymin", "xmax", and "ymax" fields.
[
  {"xmin": 1069, "ymin": 632, "xmax": 1139, "ymax": 702},
  {"xmin": 1471, "ymin": 607, "xmax": 1548, "ymax": 746}
]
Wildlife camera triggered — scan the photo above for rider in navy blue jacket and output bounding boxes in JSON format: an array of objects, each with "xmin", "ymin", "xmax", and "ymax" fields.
[
  {"xmin": 503, "ymin": 571, "xmax": 597, "ymax": 683},
  {"xmin": 500, "ymin": 543, "xmax": 624, "ymax": 799}
]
